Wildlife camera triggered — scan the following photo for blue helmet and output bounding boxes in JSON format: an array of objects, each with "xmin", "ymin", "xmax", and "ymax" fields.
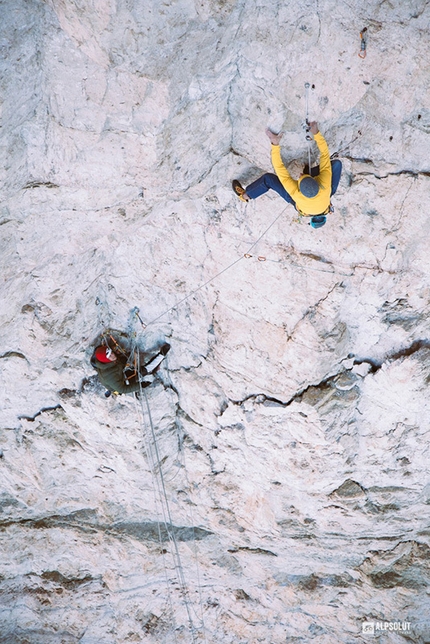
[
  {"xmin": 310, "ymin": 215, "xmax": 326, "ymax": 229},
  {"xmin": 299, "ymin": 176, "xmax": 319, "ymax": 197}
]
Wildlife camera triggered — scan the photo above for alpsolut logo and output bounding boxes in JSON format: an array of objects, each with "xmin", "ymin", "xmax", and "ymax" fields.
[{"xmin": 362, "ymin": 621, "xmax": 411, "ymax": 635}]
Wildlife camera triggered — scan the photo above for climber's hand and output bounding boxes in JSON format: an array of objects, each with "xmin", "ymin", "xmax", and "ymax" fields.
[{"xmin": 265, "ymin": 128, "xmax": 283, "ymax": 145}]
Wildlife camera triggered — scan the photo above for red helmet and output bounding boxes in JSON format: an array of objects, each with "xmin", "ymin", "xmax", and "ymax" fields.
[{"xmin": 94, "ymin": 346, "xmax": 114, "ymax": 363}]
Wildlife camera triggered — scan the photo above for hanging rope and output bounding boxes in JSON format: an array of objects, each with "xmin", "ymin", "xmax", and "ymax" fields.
[
  {"xmin": 133, "ymin": 394, "xmax": 179, "ymax": 644},
  {"xmin": 136, "ymin": 389, "xmax": 195, "ymax": 640},
  {"xmin": 304, "ymin": 81, "xmax": 319, "ymax": 175},
  {"xmin": 135, "ymin": 358, "xmax": 204, "ymax": 643},
  {"xmin": 304, "ymin": 82, "xmax": 312, "ymax": 171},
  {"xmin": 158, "ymin": 355, "xmax": 209, "ymax": 643}
]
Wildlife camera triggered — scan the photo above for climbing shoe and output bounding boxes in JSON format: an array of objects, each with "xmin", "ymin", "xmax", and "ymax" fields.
[
  {"xmin": 160, "ymin": 343, "xmax": 171, "ymax": 356},
  {"xmin": 145, "ymin": 353, "xmax": 165, "ymax": 373},
  {"xmin": 232, "ymin": 180, "xmax": 249, "ymax": 202}
]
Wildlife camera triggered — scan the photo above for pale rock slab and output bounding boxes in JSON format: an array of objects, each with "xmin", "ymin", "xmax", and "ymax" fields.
[{"xmin": 0, "ymin": 0, "xmax": 430, "ymax": 642}]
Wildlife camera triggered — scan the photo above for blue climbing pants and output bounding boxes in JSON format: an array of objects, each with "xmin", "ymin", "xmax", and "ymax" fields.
[{"xmin": 246, "ymin": 160, "xmax": 343, "ymax": 207}]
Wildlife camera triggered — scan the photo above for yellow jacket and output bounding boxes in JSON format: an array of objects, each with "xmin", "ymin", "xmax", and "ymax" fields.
[{"xmin": 271, "ymin": 132, "xmax": 332, "ymax": 216}]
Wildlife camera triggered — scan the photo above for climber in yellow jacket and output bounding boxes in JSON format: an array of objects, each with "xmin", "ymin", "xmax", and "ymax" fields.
[{"xmin": 232, "ymin": 122, "xmax": 342, "ymax": 229}]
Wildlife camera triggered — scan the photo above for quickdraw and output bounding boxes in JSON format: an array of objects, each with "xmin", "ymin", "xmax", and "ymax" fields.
[
  {"xmin": 133, "ymin": 306, "xmax": 147, "ymax": 329},
  {"xmin": 244, "ymin": 253, "xmax": 267, "ymax": 262},
  {"xmin": 359, "ymin": 28, "xmax": 367, "ymax": 59},
  {"xmin": 123, "ymin": 354, "xmax": 138, "ymax": 384},
  {"xmin": 304, "ymin": 82, "xmax": 313, "ymax": 178},
  {"xmin": 304, "ymin": 83, "xmax": 311, "ymax": 139}
]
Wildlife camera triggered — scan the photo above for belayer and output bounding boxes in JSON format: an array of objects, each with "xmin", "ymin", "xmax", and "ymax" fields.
[
  {"xmin": 91, "ymin": 342, "xmax": 170, "ymax": 395},
  {"xmin": 232, "ymin": 122, "xmax": 342, "ymax": 228}
]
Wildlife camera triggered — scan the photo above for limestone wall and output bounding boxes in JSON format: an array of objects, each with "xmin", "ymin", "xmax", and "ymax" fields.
[{"xmin": 0, "ymin": 0, "xmax": 429, "ymax": 642}]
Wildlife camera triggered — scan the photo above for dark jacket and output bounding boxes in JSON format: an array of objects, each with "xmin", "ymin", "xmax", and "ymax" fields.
[{"xmin": 91, "ymin": 352, "xmax": 149, "ymax": 394}]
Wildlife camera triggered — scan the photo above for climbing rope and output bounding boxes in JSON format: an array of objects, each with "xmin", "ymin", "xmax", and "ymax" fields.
[
  {"xmin": 136, "ymin": 390, "xmax": 196, "ymax": 641},
  {"xmin": 93, "ymin": 81, "xmax": 324, "ymax": 341},
  {"xmin": 304, "ymin": 81, "xmax": 317, "ymax": 173},
  {"xmin": 95, "ymin": 293, "xmax": 111, "ymax": 330},
  {"xmin": 134, "ymin": 391, "xmax": 179, "ymax": 643},
  {"xmin": 135, "ymin": 360, "xmax": 204, "ymax": 643},
  {"xmin": 144, "ymin": 204, "xmax": 288, "ymax": 327},
  {"xmin": 304, "ymin": 82, "xmax": 312, "ymax": 171},
  {"xmin": 159, "ymin": 354, "xmax": 209, "ymax": 643},
  {"xmin": 96, "ymin": 83, "xmax": 320, "ymax": 333}
]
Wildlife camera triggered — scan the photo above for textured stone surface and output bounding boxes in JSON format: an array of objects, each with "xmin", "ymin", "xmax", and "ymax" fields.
[{"xmin": 1, "ymin": 0, "xmax": 430, "ymax": 642}]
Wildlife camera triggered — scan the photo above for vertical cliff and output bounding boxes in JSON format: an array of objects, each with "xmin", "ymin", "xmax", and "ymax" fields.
[{"xmin": 0, "ymin": 0, "xmax": 429, "ymax": 642}]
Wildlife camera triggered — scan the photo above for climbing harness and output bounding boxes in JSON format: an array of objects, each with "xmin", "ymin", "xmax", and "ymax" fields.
[
  {"xmin": 297, "ymin": 202, "xmax": 334, "ymax": 219},
  {"xmin": 358, "ymin": 28, "xmax": 367, "ymax": 58},
  {"xmin": 97, "ymin": 329, "xmax": 143, "ymax": 386},
  {"xmin": 100, "ymin": 331, "xmax": 127, "ymax": 357}
]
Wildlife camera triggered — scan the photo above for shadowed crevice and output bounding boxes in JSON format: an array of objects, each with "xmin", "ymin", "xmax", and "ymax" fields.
[
  {"xmin": 17, "ymin": 404, "xmax": 62, "ymax": 421},
  {"xmin": 0, "ymin": 351, "xmax": 28, "ymax": 361},
  {"xmin": 229, "ymin": 340, "xmax": 430, "ymax": 409},
  {"xmin": 354, "ymin": 339, "xmax": 430, "ymax": 374},
  {"xmin": 0, "ymin": 509, "xmax": 212, "ymax": 543},
  {"xmin": 228, "ymin": 546, "xmax": 277, "ymax": 556}
]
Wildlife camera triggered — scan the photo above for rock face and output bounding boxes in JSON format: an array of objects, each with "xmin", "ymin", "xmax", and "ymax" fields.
[{"xmin": 1, "ymin": 0, "xmax": 429, "ymax": 642}]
